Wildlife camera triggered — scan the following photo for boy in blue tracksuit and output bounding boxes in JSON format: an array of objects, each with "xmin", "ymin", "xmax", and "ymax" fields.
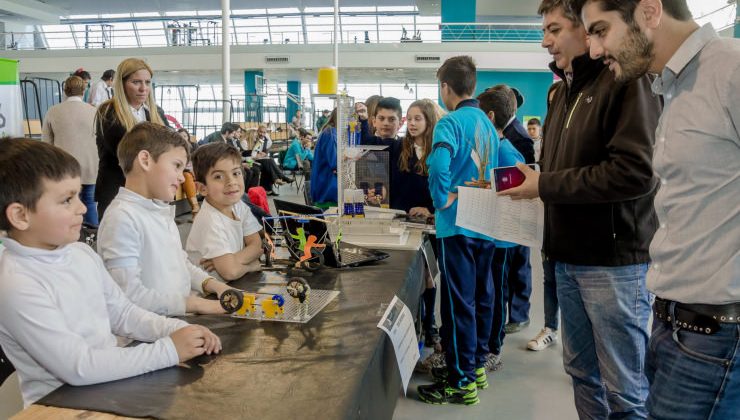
[
  {"xmin": 417, "ymin": 56, "xmax": 500, "ymax": 406},
  {"xmin": 477, "ymin": 86, "xmax": 527, "ymax": 371}
]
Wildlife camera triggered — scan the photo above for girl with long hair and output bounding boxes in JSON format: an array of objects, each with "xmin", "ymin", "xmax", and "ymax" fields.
[{"xmin": 395, "ymin": 99, "xmax": 443, "ymax": 217}]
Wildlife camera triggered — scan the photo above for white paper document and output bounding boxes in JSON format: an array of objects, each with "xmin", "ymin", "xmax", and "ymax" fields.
[
  {"xmin": 377, "ymin": 295, "xmax": 420, "ymax": 395},
  {"xmin": 456, "ymin": 187, "xmax": 544, "ymax": 248}
]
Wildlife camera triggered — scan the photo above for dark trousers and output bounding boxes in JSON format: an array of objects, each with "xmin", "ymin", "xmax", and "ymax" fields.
[
  {"xmin": 243, "ymin": 164, "xmax": 261, "ymax": 190},
  {"xmin": 438, "ymin": 235, "xmax": 495, "ymax": 387},
  {"xmin": 257, "ymin": 158, "xmax": 286, "ymax": 192},
  {"xmin": 503, "ymin": 245, "xmax": 532, "ymax": 323},
  {"xmin": 489, "ymin": 247, "xmax": 510, "ymax": 355},
  {"xmin": 421, "ymin": 234, "xmax": 438, "ymax": 333}
]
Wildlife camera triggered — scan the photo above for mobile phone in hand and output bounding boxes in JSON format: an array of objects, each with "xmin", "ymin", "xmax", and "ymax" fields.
[{"xmin": 493, "ymin": 164, "xmax": 537, "ymax": 192}]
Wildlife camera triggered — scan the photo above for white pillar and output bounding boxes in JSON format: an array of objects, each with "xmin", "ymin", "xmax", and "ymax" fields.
[
  {"xmin": 333, "ymin": 0, "xmax": 339, "ymax": 68},
  {"xmin": 221, "ymin": 0, "xmax": 231, "ymax": 122}
]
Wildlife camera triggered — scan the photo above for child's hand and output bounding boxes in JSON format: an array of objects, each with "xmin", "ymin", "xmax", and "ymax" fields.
[
  {"xmin": 409, "ymin": 207, "xmax": 432, "ymax": 218},
  {"xmin": 243, "ymin": 259, "xmax": 262, "ymax": 272},
  {"xmin": 200, "ymin": 298, "xmax": 227, "ymax": 315},
  {"xmin": 186, "ymin": 296, "xmax": 227, "ymax": 315},
  {"xmin": 200, "ymin": 258, "xmax": 215, "ymax": 272},
  {"xmin": 170, "ymin": 325, "xmax": 222, "ymax": 362}
]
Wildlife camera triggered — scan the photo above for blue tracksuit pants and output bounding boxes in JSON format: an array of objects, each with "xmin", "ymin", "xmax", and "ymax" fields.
[{"xmin": 438, "ymin": 235, "xmax": 495, "ymax": 387}]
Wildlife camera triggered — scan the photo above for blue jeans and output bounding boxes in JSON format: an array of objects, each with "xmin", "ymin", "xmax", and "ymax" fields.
[
  {"xmin": 503, "ymin": 245, "xmax": 532, "ymax": 323},
  {"xmin": 80, "ymin": 184, "xmax": 98, "ymax": 227},
  {"xmin": 556, "ymin": 262, "xmax": 651, "ymax": 419},
  {"xmin": 646, "ymin": 315, "xmax": 740, "ymax": 420},
  {"xmin": 543, "ymin": 255, "xmax": 559, "ymax": 330}
]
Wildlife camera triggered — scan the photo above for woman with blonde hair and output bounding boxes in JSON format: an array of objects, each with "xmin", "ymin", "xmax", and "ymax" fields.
[{"xmin": 95, "ymin": 57, "xmax": 169, "ymax": 218}]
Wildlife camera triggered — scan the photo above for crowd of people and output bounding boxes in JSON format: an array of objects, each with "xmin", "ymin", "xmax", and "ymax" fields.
[{"xmin": 0, "ymin": 0, "xmax": 737, "ymax": 418}]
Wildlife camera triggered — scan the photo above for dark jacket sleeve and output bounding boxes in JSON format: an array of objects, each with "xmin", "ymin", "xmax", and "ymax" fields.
[
  {"xmin": 503, "ymin": 119, "xmax": 535, "ymax": 164},
  {"xmin": 538, "ymin": 76, "xmax": 660, "ymax": 204},
  {"xmin": 156, "ymin": 106, "xmax": 170, "ymax": 128}
]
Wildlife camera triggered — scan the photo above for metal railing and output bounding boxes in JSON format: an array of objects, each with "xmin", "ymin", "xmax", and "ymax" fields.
[{"xmin": 1, "ymin": 21, "xmax": 548, "ymax": 51}]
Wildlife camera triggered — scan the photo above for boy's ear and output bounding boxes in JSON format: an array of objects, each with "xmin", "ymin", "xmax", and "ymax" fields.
[
  {"xmin": 487, "ymin": 110, "xmax": 496, "ymax": 124},
  {"xmin": 5, "ymin": 203, "xmax": 31, "ymax": 231},
  {"xmin": 196, "ymin": 181, "xmax": 208, "ymax": 197},
  {"xmin": 136, "ymin": 150, "xmax": 152, "ymax": 172}
]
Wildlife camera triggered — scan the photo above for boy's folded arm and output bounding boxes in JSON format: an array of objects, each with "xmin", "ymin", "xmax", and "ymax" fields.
[
  {"xmin": 209, "ymin": 232, "xmax": 263, "ymax": 281},
  {"xmin": 0, "ymin": 280, "xmax": 180, "ymax": 387}
]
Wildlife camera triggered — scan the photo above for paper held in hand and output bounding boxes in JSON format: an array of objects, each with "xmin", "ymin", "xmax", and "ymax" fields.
[{"xmin": 455, "ymin": 186, "xmax": 544, "ymax": 248}]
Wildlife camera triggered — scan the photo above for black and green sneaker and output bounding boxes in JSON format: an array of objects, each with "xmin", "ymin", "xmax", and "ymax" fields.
[
  {"xmin": 431, "ymin": 366, "xmax": 448, "ymax": 383},
  {"xmin": 474, "ymin": 367, "xmax": 488, "ymax": 389},
  {"xmin": 417, "ymin": 381, "xmax": 479, "ymax": 405}
]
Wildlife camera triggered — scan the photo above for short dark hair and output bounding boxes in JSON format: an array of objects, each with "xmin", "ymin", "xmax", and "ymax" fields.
[
  {"xmin": 527, "ymin": 118, "xmax": 542, "ymax": 126},
  {"xmin": 376, "ymin": 97, "xmax": 403, "ymax": 119},
  {"xmin": 191, "ymin": 142, "xmax": 242, "ymax": 184},
  {"xmin": 102, "ymin": 69, "xmax": 115, "ymax": 81},
  {"xmin": 220, "ymin": 122, "xmax": 240, "ymax": 135},
  {"xmin": 298, "ymin": 128, "xmax": 311, "ymax": 138},
  {"xmin": 437, "ymin": 56, "xmax": 477, "ymax": 97},
  {"xmin": 72, "ymin": 69, "xmax": 91, "ymax": 80},
  {"xmin": 538, "ymin": 0, "xmax": 581, "ymax": 25},
  {"xmin": 570, "ymin": 0, "xmax": 692, "ymax": 24},
  {"xmin": 477, "ymin": 85, "xmax": 517, "ymax": 130},
  {"xmin": 0, "ymin": 138, "xmax": 81, "ymax": 231},
  {"xmin": 117, "ymin": 122, "xmax": 190, "ymax": 174}
]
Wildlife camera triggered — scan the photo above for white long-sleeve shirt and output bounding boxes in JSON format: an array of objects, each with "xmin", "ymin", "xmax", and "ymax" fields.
[
  {"xmin": 97, "ymin": 188, "xmax": 210, "ymax": 315},
  {"xmin": 0, "ymin": 238, "xmax": 186, "ymax": 407},
  {"xmin": 88, "ymin": 79, "xmax": 112, "ymax": 107}
]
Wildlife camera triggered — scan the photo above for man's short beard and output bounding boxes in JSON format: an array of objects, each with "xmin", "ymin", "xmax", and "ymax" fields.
[{"xmin": 613, "ymin": 25, "xmax": 654, "ymax": 82}]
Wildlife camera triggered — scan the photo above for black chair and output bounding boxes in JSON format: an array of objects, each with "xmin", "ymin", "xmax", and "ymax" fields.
[{"xmin": 0, "ymin": 345, "xmax": 15, "ymax": 386}]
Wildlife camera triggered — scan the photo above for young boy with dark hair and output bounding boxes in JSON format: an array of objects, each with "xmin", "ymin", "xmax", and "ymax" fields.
[
  {"xmin": 97, "ymin": 122, "xmax": 232, "ymax": 316},
  {"xmin": 372, "ymin": 97, "xmax": 403, "ymax": 140},
  {"xmin": 416, "ymin": 56, "xmax": 500, "ymax": 406},
  {"xmin": 0, "ymin": 138, "xmax": 220, "ymax": 406},
  {"xmin": 186, "ymin": 142, "xmax": 263, "ymax": 281}
]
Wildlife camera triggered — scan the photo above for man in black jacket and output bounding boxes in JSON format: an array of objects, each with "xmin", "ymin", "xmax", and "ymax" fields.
[{"xmin": 501, "ymin": 1, "xmax": 661, "ymax": 418}]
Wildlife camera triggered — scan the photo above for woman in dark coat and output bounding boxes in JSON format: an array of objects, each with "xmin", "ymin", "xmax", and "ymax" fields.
[{"xmin": 95, "ymin": 57, "xmax": 169, "ymax": 218}]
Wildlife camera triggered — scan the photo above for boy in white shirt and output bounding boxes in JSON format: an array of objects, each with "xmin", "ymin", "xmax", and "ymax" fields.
[
  {"xmin": 186, "ymin": 142, "xmax": 263, "ymax": 281},
  {"xmin": 97, "ymin": 123, "xmax": 231, "ymax": 316},
  {"xmin": 0, "ymin": 138, "xmax": 221, "ymax": 406}
]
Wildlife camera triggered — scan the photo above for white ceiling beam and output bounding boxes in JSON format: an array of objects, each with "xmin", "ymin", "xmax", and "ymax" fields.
[{"xmin": 0, "ymin": 0, "xmax": 66, "ymax": 24}]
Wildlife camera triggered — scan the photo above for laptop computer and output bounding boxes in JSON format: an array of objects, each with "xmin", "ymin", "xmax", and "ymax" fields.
[{"xmin": 273, "ymin": 199, "xmax": 390, "ymax": 268}]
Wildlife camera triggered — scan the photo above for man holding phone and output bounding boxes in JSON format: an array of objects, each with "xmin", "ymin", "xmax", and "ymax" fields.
[{"xmin": 500, "ymin": 1, "xmax": 662, "ymax": 418}]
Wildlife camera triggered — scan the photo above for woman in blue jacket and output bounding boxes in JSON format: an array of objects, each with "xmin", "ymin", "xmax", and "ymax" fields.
[{"xmin": 310, "ymin": 109, "xmax": 338, "ymax": 208}]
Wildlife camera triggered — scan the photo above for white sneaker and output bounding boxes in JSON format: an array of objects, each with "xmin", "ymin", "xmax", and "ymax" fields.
[{"xmin": 527, "ymin": 327, "xmax": 558, "ymax": 351}]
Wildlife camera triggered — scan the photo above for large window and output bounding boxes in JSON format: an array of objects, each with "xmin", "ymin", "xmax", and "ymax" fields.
[{"xmin": 29, "ymin": 6, "xmax": 447, "ymax": 50}]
